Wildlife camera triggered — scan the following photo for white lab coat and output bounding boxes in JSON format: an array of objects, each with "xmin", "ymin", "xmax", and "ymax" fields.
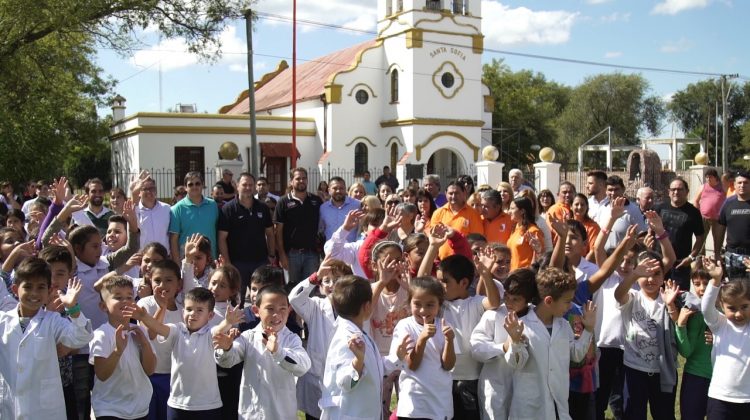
[
  {"xmin": 320, "ymin": 318, "xmax": 401, "ymax": 420},
  {"xmin": 505, "ymin": 309, "xmax": 592, "ymax": 420},
  {"xmin": 216, "ymin": 325, "xmax": 311, "ymax": 420},
  {"xmin": 0, "ymin": 307, "xmax": 92, "ymax": 420}
]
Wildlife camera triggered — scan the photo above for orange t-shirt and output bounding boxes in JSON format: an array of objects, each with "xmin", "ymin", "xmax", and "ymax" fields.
[
  {"xmin": 727, "ymin": 185, "xmax": 736, "ymax": 197},
  {"xmin": 508, "ymin": 224, "xmax": 545, "ymax": 271},
  {"xmin": 482, "ymin": 213, "xmax": 513, "ymax": 245},
  {"xmin": 581, "ymin": 218, "xmax": 601, "ymax": 256},
  {"xmin": 431, "ymin": 204, "xmax": 484, "ymax": 260},
  {"xmin": 546, "ymin": 202, "xmax": 572, "ymax": 246}
]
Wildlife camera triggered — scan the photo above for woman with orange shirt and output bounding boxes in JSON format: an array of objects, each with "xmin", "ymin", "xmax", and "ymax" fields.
[
  {"xmin": 572, "ymin": 193, "xmax": 600, "ymax": 257},
  {"xmin": 507, "ymin": 196, "xmax": 545, "ymax": 270}
]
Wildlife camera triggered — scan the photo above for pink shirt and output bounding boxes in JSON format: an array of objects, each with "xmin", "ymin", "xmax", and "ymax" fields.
[{"xmin": 699, "ymin": 183, "xmax": 725, "ymax": 219}]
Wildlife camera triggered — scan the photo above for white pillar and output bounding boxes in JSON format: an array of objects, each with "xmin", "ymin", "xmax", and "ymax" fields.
[
  {"xmin": 215, "ymin": 160, "xmax": 244, "ymax": 183},
  {"xmin": 534, "ymin": 162, "xmax": 561, "ymax": 193},
  {"xmin": 476, "ymin": 160, "xmax": 504, "ymax": 189},
  {"xmin": 395, "ymin": 162, "xmax": 407, "ymax": 191},
  {"xmin": 687, "ymin": 165, "xmax": 710, "ymax": 203}
]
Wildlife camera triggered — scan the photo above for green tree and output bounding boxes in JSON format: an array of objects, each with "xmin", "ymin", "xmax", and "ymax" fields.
[
  {"xmin": 554, "ymin": 73, "xmax": 665, "ymax": 170},
  {"xmin": 482, "ymin": 59, "xmax": 570, "ymax": 170}
]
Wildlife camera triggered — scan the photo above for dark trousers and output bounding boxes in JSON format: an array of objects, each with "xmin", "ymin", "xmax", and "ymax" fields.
[
  {"xmin": 166, "ymin": 407, "xmax": 222, "ymax": 420},
  {"xmin": 98, "ymin": 417, "xmax": 147, "ymax": 420},
  {"xmin": 63, "ymin": 383, "xmax": 78, "ymax": 420},
  {"xmin": 569, "ymin": 391, "xmax": 594, "ymax": 420},
  {"xmin": 595, "ymin": 347, "xmax": 625, "ymax": 420},
  {"xmin": 623, "ymin": 366, "xmax": 676, "ymax": 420},
  {"xmin": 707, "ymin": 397, "xmax": 750, "ymax": 420},
  {"xmin": 233, "ymin": 259, "xmax": 267, "ymax": 307},
  {"xmin": 147, "ymin": 373, "xmax": 171, "ymax": 420},
  {"xmin": 217, "ymin": 362, "xmax": 243, "ymax": 420},
  {"xmin": 452, "ymin": 379, "xmax": 479, "ymax": 420},
  {"xmin": 72, "ymin": 354, "xmax": 94, "ymax": 420},
  {"xmin": 680, "ymin": 371, "xmax": 711, "ymax": 420}
]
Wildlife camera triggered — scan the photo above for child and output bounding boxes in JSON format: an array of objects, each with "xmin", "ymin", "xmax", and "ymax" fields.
[
  {"xmin": 320, "ymin": 275, "xmax": 411, "ymax": 420},
  {"xmin": 675, "ymin": 268, "xmax": 713, "ymax": 420},
  {"xmin": 614, "ymin": 251, "xmax": 679, "ymax": 420},
  {"xmin": 124, "ymin": 287, "xmax": 243, "ymax": 419},
  {"xmin": 390, "ymin": 276, "xmax": 456, "ymax": 420},
  {"xmin": 470, "ymin": 268, "xmax": 537, "ymax": 420},
  {"xmin": 403, "ymin": 233, "xmax": 428, "ymax": 278},
  {"xmin": 701, "ymin": 258, "xmax": 750, "ymax": 418},
  {"xmin": 0, "ymin": 257, "xmax": 92, "ymax": 419},
  {"xmin": 505, "ymin": 267, "xmax": 596, "ymax": 420},
  {"xmin": 181, "ymin": 233, "xmax": 213, "ymax": 288},
  {"xmin": 133, "ymin": 241, "xmax": 170, "ymax": 299},
  {"xmin": 105, "ymin": 215, "xmax": 140, "ymax": 278},
  {"xmin": 242, "ymin": 265, "xmax": 285, "ymax": 331},
  {"xmin": 290, "ymin": 257, "xmax": 352, "ymax": 420},
  {"xmin": 214, "ymin": 285, "xmax": 311, "ymax": 419},
  {"xmin": 90, "ymin": 276, "xmax": 156, "ymax": 419}
]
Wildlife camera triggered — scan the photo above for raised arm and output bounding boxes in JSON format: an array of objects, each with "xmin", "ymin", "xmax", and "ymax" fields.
[
  {"xmin": 418, "ymin": 223, "xmax": 449, "ymax": 277},
  {"xmin": 588, "ymin": 224, "xmax": 637, "ymax": 294},
  {"xmin": 122, "ymin": 302, "xmax": 171, "ymax": 338},
  {"xmin": 644, "ymin": 211, "xmax": 676, "ymax": 272}
]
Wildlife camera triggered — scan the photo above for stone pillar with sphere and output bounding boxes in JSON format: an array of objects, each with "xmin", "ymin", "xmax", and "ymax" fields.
[
  {"xmin": 476, "ymin": 146, "xmax": 504, "ymax": 188},
  {"xmin": 688, "ymin": 152, "xmax": 712, "ymax": 203},
  {"xmin": 215, "ymin": 141, "xmax": 244, "ymax": 182},
  {"xmin": 533, "ymin": 147, "xmax": 560, "ymax": 193}
]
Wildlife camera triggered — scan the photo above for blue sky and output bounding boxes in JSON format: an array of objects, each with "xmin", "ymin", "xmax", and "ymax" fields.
[{"xmin": 97, "ymin": 0, "xmax": 748, "ymax": 131}]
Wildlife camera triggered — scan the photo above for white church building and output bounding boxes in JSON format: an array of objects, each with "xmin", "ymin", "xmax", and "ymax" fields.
[{"xmin": 110, "ymin": 0, "xmax": 494, "ymax": 194}]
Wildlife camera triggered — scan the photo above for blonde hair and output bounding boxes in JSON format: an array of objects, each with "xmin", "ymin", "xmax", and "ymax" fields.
[{"xmin": 360, "ymin": 195, "xmax": 382, "ymax": 212}]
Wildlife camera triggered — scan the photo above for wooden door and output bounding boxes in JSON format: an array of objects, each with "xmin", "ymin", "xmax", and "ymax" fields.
[{"xmin": 265, "ymin": 157, "xmax": 287, "ymax": 195}]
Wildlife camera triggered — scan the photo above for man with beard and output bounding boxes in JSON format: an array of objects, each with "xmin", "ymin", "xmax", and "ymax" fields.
[
  {"xmin": 168, "ymin": 171, "xmax": 219, "ymax": 261},
  {"xmin": 319, "ymin": 176, "xmax": 360, "ymax": 242},
  {"xmin": 275, "ymin": 167, "xmax": 322, "ymax": 289},
  {"xmin": 592, "ymin": 175, "xmax": 647, "ymax": 252},
  {"xmin": 72, "ymin": 177, "xmax": 113, "ymax": 236},
  {"xmin": 720, "ymin": 170, "xmax": 750, "ymax": 279},
  {"xmin": 586, "ymin": 170, "xmax": 607, "ymax": 218},
  {"xmin": 218, "ymin": 172, "xmax": 275, "ymax": 300},
  {"xmin": 430, "ymin": 180, "xmax": 484, "ymax": 259}
]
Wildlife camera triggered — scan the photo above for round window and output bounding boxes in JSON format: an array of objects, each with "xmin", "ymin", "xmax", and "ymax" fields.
[
  {"xmin": 441, "ymin": 72, "xmax": 455, "ymax": 88},
  {"xmin": 355, "ymin": 89, "xmax": 369, "ymax": 104}
]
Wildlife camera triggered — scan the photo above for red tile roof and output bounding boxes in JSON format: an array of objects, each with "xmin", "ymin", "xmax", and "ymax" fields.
[{"xmin": 223, "ymin": 40, "xmax": 379, "ymax": 114}]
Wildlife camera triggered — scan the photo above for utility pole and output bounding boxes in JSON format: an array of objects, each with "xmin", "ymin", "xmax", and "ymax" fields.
[
  {"xmin": 721, "ymin": 74, "xmax": 739, "ymax": 172},
  {"xmin": 245, "ymin": 9, "xmax": 260, "ymax": 176}
]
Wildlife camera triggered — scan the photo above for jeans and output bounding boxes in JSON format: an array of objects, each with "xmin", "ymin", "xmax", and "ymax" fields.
[
  {"xmin": 724, "ymin": 251, "xmax": 749, "ymax": 280},
  {"xmin": 286, "ymin": 250, "xmax": 320, "ymax": 291},
  {"xmin": 707, "ymin": 397, "xmax": 750, "ymax": 420},
  {"xmin": 72, "ymin": 354, "xmax": 93, "ymax": 420},
  {"xmin": 623, "ymin": 366, "xmax": 676, "ymax": 420},
  {"xmin": 147, "ymin": 373, "xmax": 170, "ymax": 420},
  {"xmin": 233, "ymin": 259, "xmax": 268, "ymax": 307},
  {"xmin": 680, "ymin": 371, "xmax": 710, "ymax": 420},
  {"xmin": 595, "ymin": 347, "xmax": 624, "ymax": 420},
  {"xmin": 166, "ymin": 407, "xmax": 222, "ymax": 420},
  {"xmin": 451, "ymin": 380, "xmax": 479, "ymax": 420}
]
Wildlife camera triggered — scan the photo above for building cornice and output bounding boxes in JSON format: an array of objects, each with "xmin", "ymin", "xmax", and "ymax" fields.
[
  {"xmin": 114, "ymin": 112, "xmax": 315, "ymax": 126},
  {"xmin": 380, "ymin": 118, "xmax": 484, "ymax": 128},
  {"xmin": 109, "ymin": 125, "xmax": 316, "ymax": 141}
]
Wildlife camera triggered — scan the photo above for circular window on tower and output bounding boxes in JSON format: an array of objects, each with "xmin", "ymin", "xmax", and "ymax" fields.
[
  {"xmin": 441, "ymin": 72, "xmax": 454, "ymax": 88},
  {"xmin": 355, "ymin": 89, "xmax": 369, "ymax": 104}
]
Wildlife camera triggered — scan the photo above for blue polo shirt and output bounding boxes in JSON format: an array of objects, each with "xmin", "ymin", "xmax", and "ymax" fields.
[
  {"xmin": 168, "ymin": 196, "xmax": 219, "ymax": 258},
  {"xmin": 319, "ymin": 196, "xmax": 361, "ymax": 242}
]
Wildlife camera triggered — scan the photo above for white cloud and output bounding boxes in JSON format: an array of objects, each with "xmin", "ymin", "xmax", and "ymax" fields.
[
  {"xmin": 652, "ymin": 0, "xmax": 709, "ymax": 15},
  {"xmin": 482, "ymin": 1, "xmax": 579, "ymax": 46},
  {"xmin": 586, "ymin": 0, "xmax": 613, "ymax": 4},
  {"xmin": 604, "ymin": 51, "xmax": 622, "ymax": 58},
  {"xmin": 255, "ymin": 0, "xmax": 377, "ymax": 33},
  {"xmin": 600, "ymin": 12, "xmax": 631, "ymax": 23},
  {"xmin": 662, "ymin": 92, "xmax": 675, "ymax": 103},
  {"xmin": 660, "ymin": 37, "xmax": 692, "ymax": 53}
]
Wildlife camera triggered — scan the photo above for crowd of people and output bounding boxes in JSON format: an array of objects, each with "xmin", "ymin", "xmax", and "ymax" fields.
[{"xmin": 0, "ymin": 164, "xmax": 748, "ymax": 420}]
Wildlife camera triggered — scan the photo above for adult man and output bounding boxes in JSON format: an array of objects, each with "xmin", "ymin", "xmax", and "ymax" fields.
[
  {"xmin": 21, "ymin": 181, "xmax": 50, "ymax": 216},
  {"xmin": 656, "ymin": 178, "xmax": 705, "ymax": 290},
  {"xmin": 545, "ymin": 182, "xmax": 576, "ymax": 245},
  {"xmin": 593, "ymin": 175, "xmax": 647, "ymax": 251},
  {"xmin": 719, "ymin": 170, "xmax": 750, "ymax": 279},
  {"xmin": 374, "ymin": 165, "xmax": 399, "ymax": 192},
  {"xmin": 276, "ymin": 168, "xmax": 322, "ymax": 289},
  {"xmin": 216, "ymin": 169, "xmax": 236, "ymax": 201},
  {"xmin": 480, "ymin": 189, "xmax": 512, "ymax": 244},
  {"xmin": 430, "ymin": 181, "xmax": 484, "ymax": 259},
  {"xmin": 586, "ymin": 170, "xmax": 608, "ymax": 218},
  {"xmin": 319, "ymin": 177, "xmax": 360, "ymax": 242},
  {"xmin": 509, "ymin": 168, "xmax": 533, "ymax": 197},
  {"xmin": 71, "ymin": 178, "xmax": 113, "ymax": 236},
  {"xmin": 423, "ymin": 174, "xmax": 447, "ymax": 207},
  {"xmin": 635, "ymin": 187, "xmax": 655, "ymax": 214},
  {"xmin": 361, "ymin": 171, "xmax": 377, "ymax": 195},
  {"xmin": 218, "ymin": 172, "xmax": 275, "ymax": 300},
  {"xmin": 130, "ymin": 174, "xmax": 171, "ymax": 252},
  {"xmin": 255, "ymin": 176, "xmax": 280, "ymax": 202},
  {"xmin": 168, "ymin": 171, "xmax": 219, "ymax": 261}
]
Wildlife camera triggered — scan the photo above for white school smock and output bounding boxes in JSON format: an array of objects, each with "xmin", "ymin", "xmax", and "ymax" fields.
[
  {"xmin": 390, "ymin": 316, "xmax": 453, "ymax": 420},
  {"xmin": 137, "ymin": 296, "xmax": 183, "ymax": 374},
  {"xmin": 0, "ymin": 307, "xmax": 92, "ymax": 420},
  {"xmin": 323, "ymin": 226, "xmax": 366, "ymax": 277},
  {"xmin": 75, "ymin": 255, "xmax": 112, "ymax": 334},
  {"xmin": 470, "ymin": 305, "xmax": 519, "ymax": 420},
  {"xmin": 593, "ymin": 272, "xmax": 626, "ymax": 348},
  {"xmin": 505, "ymin": 309, "xmax": 592, "ymax": 420},
  {"xmin": 442, "ymin": 295, "xmax": 486, "ymax": 380},
  {"xmin": 215, "ymin": 324, "xmax": 311, "ymax": 419},
  {"xmin": 89, "ymin": 323, "xmax": 154, "ymax": 419},
  {"xmin": 320, "ymin": 317, "xmax": 402, "ymax": 420},
  {"xmin": 160, "ymin": 322, "xmax": 222, "ymax": 411},
  {"xmin": 702, "ymin": 283, "xmax": 750, "ymax": 403}
]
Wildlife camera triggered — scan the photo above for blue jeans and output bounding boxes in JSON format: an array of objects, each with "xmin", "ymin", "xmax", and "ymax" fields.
[{"xmin": 286, "ymin": 250, "xmax": 320, "ymax": 291}]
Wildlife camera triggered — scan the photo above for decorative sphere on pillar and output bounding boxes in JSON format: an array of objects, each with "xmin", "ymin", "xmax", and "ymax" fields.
[
  {"xmin": 694, "ymin": 152, "xmax": 709, "ymax": 165},
  {"xmin": 539, "ymin": 147, "xmax": 555, "ymax": 162},
  {"xmin": 218, "ymin": 141, "xmax": 240, "ymax": 160},
  {"xmin": 481, "ymin": 145, "xmax": 499, "ymax": 161}
]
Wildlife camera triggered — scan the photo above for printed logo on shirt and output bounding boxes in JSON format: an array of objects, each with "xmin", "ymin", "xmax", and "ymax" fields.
[
  {"xmin": 257, "ymin": 212, "xmax": 263, "ymax": 218},
  {"xmin": 287, "ymin": 201, "xmax": 298, "ymax": 209},
  {"xmin": 463, "ymin": 219, "xmax": 469, "ymax": 228},
  {"xmin": 730, "ymin": 209, "xmax": 750, "ymax": 215}
]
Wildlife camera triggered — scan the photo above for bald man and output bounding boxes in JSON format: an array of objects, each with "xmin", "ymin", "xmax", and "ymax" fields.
[{"xmin": 635, "ymin": 187, "xmax": 654, "ymax": 214}]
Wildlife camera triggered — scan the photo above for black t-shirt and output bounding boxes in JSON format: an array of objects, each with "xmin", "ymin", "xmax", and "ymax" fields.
[
  {"xmin": 656, "ymin": 201, "xmax": 704, "ymax": 258},
  {"xmin": 719, "ymin": 197, "xmax": 750, "ymax": 250},
  {"xmin": 218, "ymin": 198, "xmax": 273, "ymax": 262},
  {"xmin": 217, "ymin": 180, "xmax": 235, "ymax": 195},
  {"xmin": 374, "ymin": 174, "xmax": 399, "ymax": 192},
  {"xmin": 275, "ymin": 193, "xmax": 322, "ymax": 252}
]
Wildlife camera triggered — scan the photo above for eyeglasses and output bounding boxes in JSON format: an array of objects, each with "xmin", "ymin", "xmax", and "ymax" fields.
[
  {"xmin": 387, "ymin": 200, "xmax": 401, "ymax": 205},
  {"xmin": 186, "ymin": 182, "xmax": 202, "ymax": 187}
]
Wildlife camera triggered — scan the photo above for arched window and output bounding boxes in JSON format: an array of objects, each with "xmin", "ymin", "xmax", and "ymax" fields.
[
  {"xmin": 355, "ymin": 143, "xmax": 368, "ymax": 176},
  {"xmin": 390, "ymin": 69, "xmax": 399, "ymax": 103},
  {"xmin": 390, "ymin": 143, "xmax": 398, "ymax": 171}
]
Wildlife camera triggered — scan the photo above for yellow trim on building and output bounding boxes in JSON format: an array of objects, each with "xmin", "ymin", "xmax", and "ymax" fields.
[
  {"xmin": 345, "ymin": 136, "xmax": 377, "ymax": 148},
  {"xmin": 325, "ymin": 84, "xmax": 343, "ymax": 104},
  {"xmin": 385, "ymin": 136, "xmax": 405, "ymax": 148},
  {"xmin": 432, "ymin": 61, "xmax": 465, "ymax": 99},
  {"xmin": 415, "ymin": 131, "xmax": 479, "ymax": 161},
  {"xmin": 116, "ymin": 112, "xmax": 315, "ymax": 126},
  {"xmin": 109, "ymin": 125, "xmax": 316, "ymax": 141},
  {"xmin": 380, "ymin": 118, "xmax": 484, "ymax": 128},
  {"xmin": 328, "ymin": 40, "xmax": 384, "ymax": 86},
  {"xmin": 472, "ymin": 35, "xmax": 484, "ymax": 54},
  {"xmin": 405, "ymin": 28, "xmax": 423, "ymax": 49},
  {"xmin": 347, "ymin": 83, "xmax": 378, "ymax": 98},
  {"xmin": 484, "ymin": 95, "xmax": 495, "ymax": 113},
  {"xmin": 217, "ymin": 60, "xmax": 289, "ymax": 114}
]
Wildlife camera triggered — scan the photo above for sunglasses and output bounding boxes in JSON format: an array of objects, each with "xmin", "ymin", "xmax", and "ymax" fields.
[
  {"xmin": 186, "ymin": 182, "xmax": 202, "ymax": 187},
  {"xmin": 386, "ymin": 200, "xmax": 401, "ymax": 205}
]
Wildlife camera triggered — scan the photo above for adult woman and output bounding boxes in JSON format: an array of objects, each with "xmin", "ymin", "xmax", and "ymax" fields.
[
  {"xmin": 694, "ymin": 168, "xmax": 726, "ymax": 260},
  {"xmin": 467, "ymin": 191, "xmax": 482, "ymax": 212},
  {"xmin": 572, "ymin": 193, "xmax": 600, "ymax": 256},
  {"xmin": 348, "ymin": 182, "xmax": 366, "ymax": 201},
  {"xmin": 172, "ymin": 186, "xmax": 187, "ymax": 205},
  {"xmin": 519, "ymin": 189, "xmax": 553, "ymax": 253},
  {"xmin": 457, "ymin": 174, "xmax": 475, "ymax": 196},
  {"xmin": 360, "ymin": 195, "xmax": 382, "ymax": 213},
  {"xmin": 317, "ymin": 181, "xmax": 330, "ymax": 201},
  {"xmin": 401, "ymin": 186, "xmax": 418, "ymax": 204},
  {"xmin": 537, "ymin": 189, "xmax": 555, "ymax": 218},
  {"xmin": 507, "ymin": 196, "xmax": 545, "ymax": 270},
  {"xmin": 377, "ymin": 183, "xmax": 393, "ymax": 205},
  {"xmin": 497, "ymin": 182, "xmax": 513, "ymax": 213},
  {"xmin": 415, "ymin": 188, "xmax": 437, "ymax": 233}
]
